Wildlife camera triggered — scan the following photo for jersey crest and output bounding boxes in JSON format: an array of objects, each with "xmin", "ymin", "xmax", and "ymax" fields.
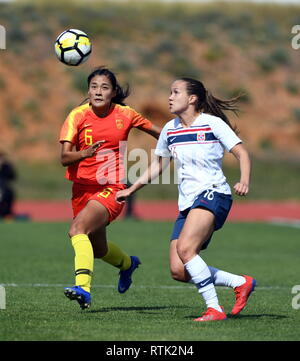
[
  {"xmin": 115, "ymin": 118, "xmax": 124, "ymax": 129},
  {"xmin": 197, "ymin": 131, "xmax": 206, "ymax": 142}
]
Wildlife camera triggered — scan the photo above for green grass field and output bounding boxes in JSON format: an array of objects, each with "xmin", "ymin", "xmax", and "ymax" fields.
[{"xmin": 0, "ymin": 220, "xmax": 299, "ymax": 342}]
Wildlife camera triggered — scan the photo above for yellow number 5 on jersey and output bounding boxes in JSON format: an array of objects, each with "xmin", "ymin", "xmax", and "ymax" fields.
[{"xmin": 98, "ymin": 187, "xmax": 113, "ymax": 199}]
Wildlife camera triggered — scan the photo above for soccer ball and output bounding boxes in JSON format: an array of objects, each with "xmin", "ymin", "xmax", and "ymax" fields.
[{"xmin": 55, "ymin": 29, "xmax": 92, "ymax": 66}]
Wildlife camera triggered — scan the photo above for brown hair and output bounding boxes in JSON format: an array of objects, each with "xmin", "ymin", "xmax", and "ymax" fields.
[{"xmin": 180, "ymin": 77, "xmax": 240, "ymax": 133}]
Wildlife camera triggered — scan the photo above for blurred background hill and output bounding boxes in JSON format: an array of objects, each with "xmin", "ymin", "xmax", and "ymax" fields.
[{"xmin": 0, "ymin": 0, "xmax": 299, "ymax": 201}]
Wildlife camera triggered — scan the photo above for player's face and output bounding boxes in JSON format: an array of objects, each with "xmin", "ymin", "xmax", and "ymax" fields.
[
  {"xmin": 169, "ymin": 80, "xmax": 193, "ymax": 115},
  {"xmin": 88, "ymin": 75, "xmax": 116, "ymax": 110}
]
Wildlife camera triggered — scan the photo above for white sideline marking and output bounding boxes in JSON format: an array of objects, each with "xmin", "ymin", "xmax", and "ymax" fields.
[
  {"xmin": 0, "ymin": 283, "xmax": 290, "ymax": 290},
  {"xmin": 269, "ymin": 218, "xmax": 300, "ymax": 228}
]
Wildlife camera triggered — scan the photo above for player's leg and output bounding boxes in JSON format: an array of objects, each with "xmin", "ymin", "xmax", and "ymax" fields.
[
  {"xmin": 65, "ymin": 200, "xmax": 109, "ymax": 308},
  {"xmin": 169, "ymin": 239, "xmax": 190, "ymax": 283},
  {"xmin": 90, "ymin": 227, "xmax": 131, "ymax": 271},
  {"xmin": 169, "ymin": 211, "xmax": 191, "ymax": 282},
  {"xmin": 94, "ymin": 231, "xmax": 140, "ymax": 293},
  {"xmin": 88, "ymin": 186, "xmax": 140, "ymax": 293},
  {"xmin": 170, "ymin": 239, "xmax": 252, "ymax": 294},
  {"xmin": 176, "ymin": 207, "xmax": 226, "ymax": 321},
  {"xmin": 89, "ymin": 228, "xmax": 139, "ymax": 293},
  {"xmin": 170, "ymin": 209, "xmax": 249, "ymax": 286},
  {"xmin": 208, "ymin": 266, "xmax": 246, "ymax": 288},
  {"xmin": 209, "ymin": 266, "xmax": 256, "ymax": 315},
  {"xmin": 89, "ymin": 226, "xmax": 108, "ymax": 258}
]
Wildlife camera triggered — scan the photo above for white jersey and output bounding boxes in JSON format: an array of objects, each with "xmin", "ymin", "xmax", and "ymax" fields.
[{"xmin": 155, "ymin": 113, "xmax": 242, "ymax": 211}]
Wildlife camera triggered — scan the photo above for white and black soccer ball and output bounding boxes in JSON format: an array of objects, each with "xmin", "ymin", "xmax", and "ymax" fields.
[{"xmin": 55, "ymin": 29, "xmax": 92, "ymax": 66}]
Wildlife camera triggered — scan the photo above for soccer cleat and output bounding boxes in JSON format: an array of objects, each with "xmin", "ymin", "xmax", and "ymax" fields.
[
  {"xmin": 64, "ymin": 286, "xmax": 91, "ymax": 310},
  {"xmin": 194, "ymin": 307, "xmax": 227, "ymax": 322},
  {"xmin": 231, "ymin": 275, "xmax": 256, "ymax": 315},
  {"xmin": 118, "ymin": 256, "xmax": 141, "ymax": 293}
]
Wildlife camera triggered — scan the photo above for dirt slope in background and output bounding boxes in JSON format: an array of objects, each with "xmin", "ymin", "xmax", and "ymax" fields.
[{"xmin": 0, "ymin": 3, "xmax": 299, "ymax": 164}]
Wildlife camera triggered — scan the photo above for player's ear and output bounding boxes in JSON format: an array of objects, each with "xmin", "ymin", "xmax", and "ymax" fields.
[{"xmin": 189, "ymin": 94, "xmax": 198, "ymax": 106}]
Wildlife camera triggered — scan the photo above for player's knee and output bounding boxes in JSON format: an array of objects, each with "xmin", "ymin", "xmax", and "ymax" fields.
[
  {"xmin": 68, "ymin": 219, "xmax": 88, "ymax": 238},
  {"xmin": 176, "ymin": 243, "xmax": 194, "ymax": 264}
]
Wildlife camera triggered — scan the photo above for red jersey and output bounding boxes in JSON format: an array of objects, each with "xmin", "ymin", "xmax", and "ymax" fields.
[{"xmin": 59, "ymin": 103, "xmax": 153, "ymax": 185}]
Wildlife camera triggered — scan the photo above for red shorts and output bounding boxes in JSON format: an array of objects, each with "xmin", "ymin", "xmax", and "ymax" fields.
[{"xmin": 71, "ymin": 183, "xmax": 126, "ymax": 222}]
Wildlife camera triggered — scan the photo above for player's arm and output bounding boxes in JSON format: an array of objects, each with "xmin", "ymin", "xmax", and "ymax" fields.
[
  {"xmin": 116, "ymin": 155, "xmax": 169, "ymax": 201},
  {"xmin": 140, "ymin": 124, "xmax": 162, "ymax": 139},
  {"xmin": 130, "ymin": 108, "xmax": 162, "ymax": 139},
  {"xmin": 60, "ymin": 140, "xmax": 105, "ymax": 167},
  {"xmin": 230, "ymin": 143, "xmax": 251, "ymax": 196}
]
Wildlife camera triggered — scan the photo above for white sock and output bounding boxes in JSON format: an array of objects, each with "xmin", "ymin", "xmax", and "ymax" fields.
[
  {"xmin": 209, "ymin": 266, "xmax": 245, "ymax": 288},
  {"xmin": 184, "ymin": 255, "xmax": 223, "ymax": 312}
]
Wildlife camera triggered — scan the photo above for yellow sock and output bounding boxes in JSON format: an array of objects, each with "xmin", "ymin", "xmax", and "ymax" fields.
[
  {"xmin": 101, "ymin": 241, "xmax": 131, "ymax": 271},
  {"xmin": 71, "ymin": 234, "xmax": 94, "ymax": 293}
]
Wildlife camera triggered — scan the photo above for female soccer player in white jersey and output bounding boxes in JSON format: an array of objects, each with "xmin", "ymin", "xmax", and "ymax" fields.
[{"xmin": 116, "ymin": 77, "xmax": 256, "ymax": 322}]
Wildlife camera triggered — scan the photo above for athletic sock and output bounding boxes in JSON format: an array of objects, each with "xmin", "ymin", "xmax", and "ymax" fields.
[
  {"xmin": 184, "ymin": 255, "xmax": 223, "ymax": 312},
  {"xmin": 208, "ymin": 266, "xmax": 245, "ymax": 288},
  {"xmin": 101, "ymin": 241, "xmax": 131, "ymax": 271},
  {"xmin": 71, "ymin": 234, "xmax": 94, "ymax": 293}
]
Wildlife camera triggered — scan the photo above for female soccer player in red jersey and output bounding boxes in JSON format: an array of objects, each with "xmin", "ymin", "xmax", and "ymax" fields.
[
  {"xmin": 117, "ymin": 77, "xmax": 256, "ymax": 322},
  {"xmin": 60, "ymin": 67, "xmax": 161, "ymax": 309}
]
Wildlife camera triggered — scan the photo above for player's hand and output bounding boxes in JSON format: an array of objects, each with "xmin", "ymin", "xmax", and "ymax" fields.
[
  {"xmin": 116, "ymin": 188, "xmax": 132, "ymax": 203},
  {"xmin": 233, "ymin": 182, "xmax": 249, "ymax": 196},
  {"xmin": 82, "ymin": 140, "xmax": 105, "ymax": 158}
]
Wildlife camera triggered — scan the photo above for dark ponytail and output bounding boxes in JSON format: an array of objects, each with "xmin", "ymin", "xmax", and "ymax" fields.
[
  {"xmin": 180, "ymin": 77, "xmax": 240, "ymax": 133},
  {"xmin": 86, "ymin": 66, "xmax": 130, "ymax": 105}
]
